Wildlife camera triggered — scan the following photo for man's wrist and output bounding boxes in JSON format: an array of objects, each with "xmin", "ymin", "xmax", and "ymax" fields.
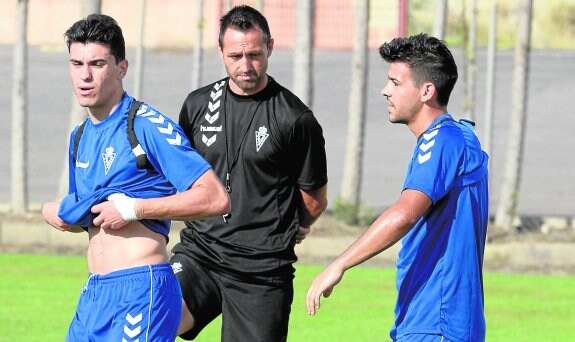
[{"xmin": 108, "ymin": 193, "xmax": 139, "ymax": 221}]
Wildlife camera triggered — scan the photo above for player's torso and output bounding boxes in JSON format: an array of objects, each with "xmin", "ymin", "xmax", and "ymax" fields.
[
  {"xmin": 186, "ymin": 80, "xmax": 303, "ymax": 196},
  {"xmin": 74, "ymin": 114, "xmax": 144, "ymax": 198}
]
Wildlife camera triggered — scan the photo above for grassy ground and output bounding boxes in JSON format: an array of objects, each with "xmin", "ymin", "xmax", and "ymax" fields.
[{"xmin": 0, "ymin": 254, "xmax": 573, "ymax": 341}]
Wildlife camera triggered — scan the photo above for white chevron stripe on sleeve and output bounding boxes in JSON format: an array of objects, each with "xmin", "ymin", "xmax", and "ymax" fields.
[
  {"xmin": 418, "ymin": 152, "xmax": 432, "ymax": 164},
  {"xmin": 419, "ymin": 139, "xmax": 435, "ymax": 152},
  {"xmin": 208, "ymin": 100, "xmax": 220, "ymax": 112},
  {"xmin": 157, "ymin": 122, "xmax": 174, "ymax": 135},
  {"xmin": 423, "ymin": 129, "xmax": 439, "ymax": 141},
  {"xmin": 148, "ymin": 114, "xmax": 165, "ymax": 124},
  {"xmin": 166, "ymin": 133, "xmax": 182, "ymax": 145},
  {"xmin": 210, "ymin": 89, "xmax": 222, "ymax": 100}
]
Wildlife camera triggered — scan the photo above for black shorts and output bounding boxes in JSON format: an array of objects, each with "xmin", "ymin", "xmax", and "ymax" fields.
[{"xmin": 169, "ymin": 252, "xmax": 294, "ymax": 341}]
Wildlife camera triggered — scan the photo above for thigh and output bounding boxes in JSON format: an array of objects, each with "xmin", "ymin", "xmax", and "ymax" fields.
[
  {"xmin": 143, "ymin": 264, "xmax": 183, "ymax": 340},
  {"xmin": 65, "ymin": 288, "xmax": 90, "ymax": 342},
  {"xmin": 220, "ymin": 277, "xmax": 294, "ymax": 342},
  {"xmin": 170, "ymin": 252, "xmax": 222, "ymax": 340},
  {"xmin": 104, "ymin": 265, "xmax": 181, "ymax": 342},
  {"xmin": 69, "ymin": 265, "xmax": 181, "ymax": 342}
]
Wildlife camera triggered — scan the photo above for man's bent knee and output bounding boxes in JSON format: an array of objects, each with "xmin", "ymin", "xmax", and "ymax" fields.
[{"xmin": 177, "ymin": 299, "xmax": 195, "ymax": 336}]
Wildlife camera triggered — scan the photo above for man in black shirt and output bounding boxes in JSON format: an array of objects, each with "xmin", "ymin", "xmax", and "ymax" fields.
[{"xmin": 170, "ymin": 5, "xmax": 328, "ymax": 341}]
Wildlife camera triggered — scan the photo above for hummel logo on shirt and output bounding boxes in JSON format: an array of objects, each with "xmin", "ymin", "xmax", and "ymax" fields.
[
  {"xmin": 171, "ymin": 262, "xmax": 183, "ymax": 274},
  {"xmin": 75, "ymin": 161, "xmax": 90, "ymax": 169}
]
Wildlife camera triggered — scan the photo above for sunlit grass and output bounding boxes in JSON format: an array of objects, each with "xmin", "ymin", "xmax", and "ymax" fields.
[{"xmin": 0, "ymin": 254, "xmax": 573, "ymax": 341}]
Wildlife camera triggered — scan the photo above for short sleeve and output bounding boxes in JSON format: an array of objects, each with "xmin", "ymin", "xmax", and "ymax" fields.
[
  {"xmin": 134, "ymin": 105, "xmax": 211, "ymax": 192},
  {"xmin": 289, "ymin": 112, "xmax": 328, "ymax": 191},
  {"xmin": 403, "ymin": 125, "xmax": 464, "ymax": 203}
]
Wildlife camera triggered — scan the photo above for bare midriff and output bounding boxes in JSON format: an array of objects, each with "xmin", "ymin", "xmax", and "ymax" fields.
[{"xmin": 86, "ymin": 221, "xmax": 168, "ymax": 275}]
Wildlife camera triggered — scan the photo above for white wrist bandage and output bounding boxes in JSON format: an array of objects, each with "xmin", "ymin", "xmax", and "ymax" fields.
[{"xmin": 107, "ymin": 193, "xmax": 139, "ymax": 221}]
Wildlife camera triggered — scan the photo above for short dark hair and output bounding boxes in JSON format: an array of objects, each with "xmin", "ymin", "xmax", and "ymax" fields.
[
  {"xmin": 64, "ymin": 14, "xmax": 126, "ymax": 64},
  {"xmin": 218, "ymin": 5, "xmax": 271, "ymax": 48},
  {"xmin": 379, "ymin": 33, "xmax": 458, "ymax": 106}
]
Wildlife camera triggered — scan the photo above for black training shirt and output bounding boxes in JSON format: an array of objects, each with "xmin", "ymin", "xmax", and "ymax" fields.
[{"xmin": 173, "ymin": 77, "xmax": 328, "ymax": 281}]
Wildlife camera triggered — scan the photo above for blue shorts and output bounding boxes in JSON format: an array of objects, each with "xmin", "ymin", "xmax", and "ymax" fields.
[
  {"xmin": 395, "ymin": 334, "xmax": 456, "ymax": 342},
  {"xmin": 66, "ymin": 263, "xmax": 182, "ymax": 342}
]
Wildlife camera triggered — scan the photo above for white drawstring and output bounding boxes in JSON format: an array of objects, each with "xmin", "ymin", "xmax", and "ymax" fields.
[{"xmin": 82, "ymin": 274, "xmax": 96, "ymax": 293}]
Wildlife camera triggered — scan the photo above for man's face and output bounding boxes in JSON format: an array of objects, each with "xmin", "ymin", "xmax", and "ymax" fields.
[
  {"xmin": 219, "ymin": 26, "xmax": 273, "ymax": 95},
  {"xmin": 381, "ymin": 62, "xmax": 423, "ymax": 125},
  {"xmin": 69, "ymin": 42, "xmax": 127, "ymax": 116}
]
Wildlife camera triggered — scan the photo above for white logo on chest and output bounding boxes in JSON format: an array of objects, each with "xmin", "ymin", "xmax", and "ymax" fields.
[
  {"xmin": 255, "ymin": 126, "xmax": 269, "ymax": 152},
  {"xmin": 102, "ymin": 146, "xmax": 116, "ymax": 175}
]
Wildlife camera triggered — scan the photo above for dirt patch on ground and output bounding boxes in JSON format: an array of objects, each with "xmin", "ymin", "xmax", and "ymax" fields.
[{"xmin": 2, "ymin": 211, "xmax": 574, "ymax": 275}]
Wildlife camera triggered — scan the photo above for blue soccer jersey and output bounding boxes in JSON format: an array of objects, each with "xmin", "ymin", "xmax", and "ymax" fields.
[
  {"xmin": 391, "ymin": 114, "xmax": 489, "ymax": 341},
  {"xmin": 58, "ymin": 93, "xmax": 211, "ymax": 238}
]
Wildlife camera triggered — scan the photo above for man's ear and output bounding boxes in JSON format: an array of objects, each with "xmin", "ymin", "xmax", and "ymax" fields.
[
  {"xmin": 420, "ymin": 82, "xmax": 435, "ymax": 103},
  {"xmin": 267, "ymin": 38, "xmax": 274, "ymax": 57},
  {"xmin": 118, "ymin": 59, "xmax": 128, "ymax": 79}
]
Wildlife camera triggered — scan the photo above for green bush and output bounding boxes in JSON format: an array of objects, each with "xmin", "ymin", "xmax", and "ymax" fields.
[{"xmin": 408, "ymin": 0, "xmax": 575, "ymax": 50}]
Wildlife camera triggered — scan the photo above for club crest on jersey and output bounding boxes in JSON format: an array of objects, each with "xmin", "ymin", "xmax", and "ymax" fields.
[
  {"xmin": 255, "ymin": 126, "xmax": 269, "ymax": 152},
  {"xmin": 102, "ymin": 146, "xmax": 116, "ymax": 175}
]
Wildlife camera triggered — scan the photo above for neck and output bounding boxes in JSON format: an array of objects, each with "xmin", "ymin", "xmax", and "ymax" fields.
[
  {"xmin": 409, "ymin": 106, "xmax": 448, "ymax": 138},
  {"xmin": 88, "ymin": 91, "xmax": 124, "ymax": 123}
]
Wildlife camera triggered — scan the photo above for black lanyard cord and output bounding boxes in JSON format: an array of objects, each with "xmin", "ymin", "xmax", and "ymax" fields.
[{"xmin": 222, "ymin": 84, "xmax": 262, "ymax": 193}]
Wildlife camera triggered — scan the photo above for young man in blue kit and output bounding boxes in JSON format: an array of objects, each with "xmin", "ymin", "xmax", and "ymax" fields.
[
  {"xmin": 306, "ymin": 33, "xmax": 489, "ymax": 342},
  {"xmin": 41, "ymin": 14, "xmax": 230, "ymax": 341},
  {"xmin": 170, "ymin": 5, "xmax": 328, "ymax": 342}
]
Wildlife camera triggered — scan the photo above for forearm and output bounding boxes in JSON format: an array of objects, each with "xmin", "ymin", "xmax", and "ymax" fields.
[
  {"xmin": 298, "ymin": 185, "xmax": 328, "ymax": 227},
  {"xmin": 136, "ymin": 190, "xmax": 228, "ymax": 221},
  {"xmin": 135, "ymin": 171, "xmax": 230, "ymax": 221},
  {"xmin": 42, "ymin": 202, "xmax": 85, "ymax": 233},
  {"xmin": 331, "ymin": 205, "xmax": 416, "ymax": 271}
]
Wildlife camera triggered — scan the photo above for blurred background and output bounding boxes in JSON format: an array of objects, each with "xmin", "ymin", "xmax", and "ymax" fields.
[{"xmin": 1, "ymin": 0, "xmax": 574, "ymax": 231}]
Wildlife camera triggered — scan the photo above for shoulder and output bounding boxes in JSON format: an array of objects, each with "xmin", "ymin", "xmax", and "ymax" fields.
[
  {"xmin": 183, "ymin": 78, "xmax": 228, "ymax": 105},
  {"xmin": 264, "ymin": 77, "xmax": 315, "ymax": 125},
  {"xmin": 132, "ymin": 102, "xmax": 187, "ymax": 145},
  {"xmin": 70, "ymin": 119, "xmax": 88, "ymax": 137},
  {"xmin": 414, "ymin": 121, "xmax": 465, "ymax": 168},
  {"xmin": 267, "ymin": 77, "xmax": 309, "ymax": 111},
  {"xmin": 421, "ymin": 120, "xmax": 465, "ymax": 148}
]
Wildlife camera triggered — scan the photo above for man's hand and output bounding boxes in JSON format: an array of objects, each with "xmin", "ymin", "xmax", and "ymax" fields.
[
  {"xmin": 305, "ymin": 263, "xmax": 345, "ymax": 316},
  {"xmin": 296, "ymin": 226, "xmax": 311, "ymax": 244},
  {"xmin": 91, "ymin": 193, "xmax": 139, "ymax": 229},
  {"xmin": 42, "ymin": 202, "xmax": 80, "ymax": 232}
]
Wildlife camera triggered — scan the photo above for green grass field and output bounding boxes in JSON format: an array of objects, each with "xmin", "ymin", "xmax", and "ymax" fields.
[{"xmin": 0, "ymin": 254, "xmax": 573, "ymax": 341}]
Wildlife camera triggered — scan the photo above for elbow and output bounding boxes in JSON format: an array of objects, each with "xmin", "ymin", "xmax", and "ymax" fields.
[
  {"xmin": 316, "ymin": 197, "xmax": 328, "ymax": 217},
  {"xmin": 308, "ymin": 197, "xmax": 328, "ymax": 219},
  {"xmin": 217, "ymin": 191, "xmax": 231, "ymax": 216},
  {"xmin": 223, "ymin": 194, "xmax": 232, "ymax": 215}
]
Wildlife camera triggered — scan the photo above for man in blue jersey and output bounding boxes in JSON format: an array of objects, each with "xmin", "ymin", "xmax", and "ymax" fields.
[
  {"xmin": 306, "ymin": 33, "xmax": 489, "ymax": 342},
  {"xmin": 41, "ymin": 14, "xmax": 230, "ymax": 341}
]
